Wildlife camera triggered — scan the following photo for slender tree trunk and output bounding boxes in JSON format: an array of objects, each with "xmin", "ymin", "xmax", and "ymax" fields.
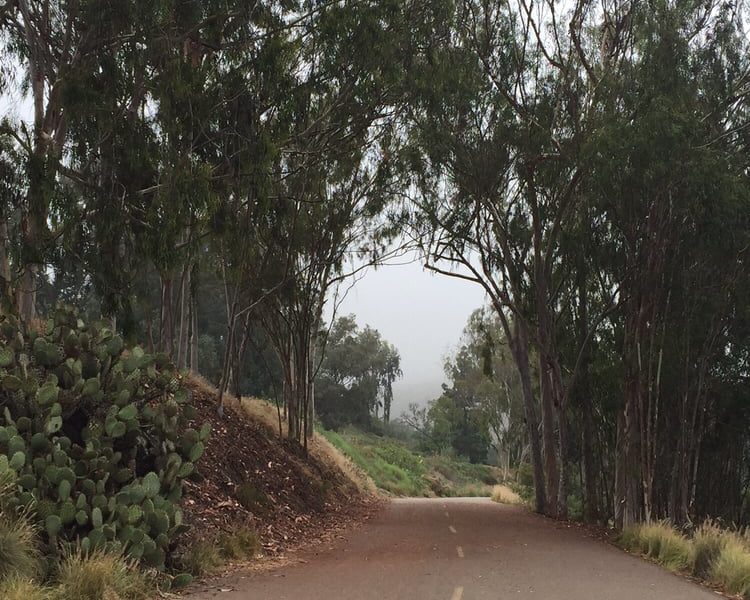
[
  {"xmin": 0, "ymin": 217, "xmax": 12, "ymax": 307},
  {"xmin": 577, "ymin": 270, "xmax": 599, "ymax": 523},
  {"xmin": 539, "ymin": 354, "xmax": 560, "ymax": 517},
  {"xmin": 511, "ymin": 318, "xmax": 547, "ymax": 514},
  {"xmin": 160, "ymin": 276, "xmax": 174, "ymax": 357}
]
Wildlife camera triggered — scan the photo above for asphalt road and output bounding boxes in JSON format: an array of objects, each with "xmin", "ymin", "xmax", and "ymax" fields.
[{"xmin": 189, "ymin": 497, "xmax": 717, "ymax": 600}]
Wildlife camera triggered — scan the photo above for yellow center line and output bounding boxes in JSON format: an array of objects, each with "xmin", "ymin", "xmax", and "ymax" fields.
[
  {"xmin": 449, "ymin": 525, "xmax": 457, "ymax": 534},
  {"xmin": 450, "ymin": 586, "xmax": 464, "ymax": 600},
  {"xmin": 457, "ymin": 546, "xmax": 464, "ymax": 558}
]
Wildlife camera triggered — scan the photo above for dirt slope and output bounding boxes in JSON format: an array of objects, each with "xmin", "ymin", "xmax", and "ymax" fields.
[{"xmin": 177, "ymin": 378, "xmax": 377, "ymax": 558}]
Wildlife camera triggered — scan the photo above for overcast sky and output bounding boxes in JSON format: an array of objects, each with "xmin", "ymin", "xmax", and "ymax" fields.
[{"xmin": 328, "ymin": 253, "xmax": 487, "ymax": 418}]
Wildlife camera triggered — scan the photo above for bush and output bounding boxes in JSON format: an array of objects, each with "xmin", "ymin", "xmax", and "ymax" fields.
[
  {"xmin": 55, "ymin": 549, "xmax": 150, "ymax": 600},
  {"xmin": 711, "ymin": 538, "xmax": 750, "ymax": 598},
  {"xmin": 178, "ymin": 540, "xmax": 223, "ymax": 577},
  {"xmin": 0, "ymin": 577, "xmax": 51, "ymax": 600},
  {"xmin": 0, "ymin": 307, "xmax": 209, "ymax": 569},
  {"xmin": 0, "ymin": 514, "xmax": 41, "ymax": 581},
  {"xmin": 235, "ymin": 481, "xmax": 270, "ymax": 513},
  {"xmin": 516, "ymin": 463, "xmax": 535, "ymax": 488},
  {"xmin": 693, "ymin": 521, "xmax": 733, "ymax": 579},
  {"xmin": 491, "ymin": 485, "xmax": 522, "ymax": 505},
  {"xmin": 620, "ymin": 522, "xmax": 693, "ymax": 571},
  {"xmin": 218, "ymin": 527, "xmax": 260, "ymax": 560}
]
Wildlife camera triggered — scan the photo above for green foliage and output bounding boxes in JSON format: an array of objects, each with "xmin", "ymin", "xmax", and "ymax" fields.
[
  {"xmin": 321, "ymin": 427, "xmax": 500, "ymax": 498},
  {"xmin": 316, "ymin": 316, "xmax": 402, "ymax": 431},
  {"xmin": 0, "ymin": 307, "xmax": 205, "ymax": 569}
]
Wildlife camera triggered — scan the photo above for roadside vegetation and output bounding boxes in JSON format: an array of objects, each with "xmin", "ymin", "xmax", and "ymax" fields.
[
  {"xmin": 321, "ymin": 428, "xmax": 504, "ymax": 498},
  {"xmin": 619, "ymin": 521, "xmax": 750, "ymax": 598},
  {"xmin": 1, "ymin": 0, "xmax": 749, "ymax": 596}
]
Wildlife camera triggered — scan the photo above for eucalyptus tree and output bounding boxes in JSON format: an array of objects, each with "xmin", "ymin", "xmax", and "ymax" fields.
[
  {"xmin": 0, "ymin": 0, "xmax": 153, "ymax": 322},
  {"xmin": 315, "ymin": 315, "xmax": 402, "ymax": 430},
  {"xmin": 403, "ymin": 0, "xmax": 626, "ymax": 516},
  {"xmin": 252, "ymin": 0, "xmax": 423, "ymax": 446},
  {"xmin": 406, "ymin": 0, "xmax": 750, "ymax": 524}
]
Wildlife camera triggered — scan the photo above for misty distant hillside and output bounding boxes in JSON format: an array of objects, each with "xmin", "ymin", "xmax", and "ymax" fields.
[{"xmin": 392, "ymin": 379, "xmax": 441, "ymax": 417}]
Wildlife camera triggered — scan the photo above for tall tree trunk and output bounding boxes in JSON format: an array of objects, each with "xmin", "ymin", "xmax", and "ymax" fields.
[
  {"xmin": 511, "ymin": 318, "xmax": 547, "ymax": 514},
  {"xmin": 0, "ymin": 217, "xmax": 12, "ymax": 308},
  {"xmin": 577, "ymin": 270, "xmax": 599, "ymax": 523},
  {"xmin": 539, "ymin": 354, "xmax": 560, "ymax": 517},
  {"xmin": 160, "ymin": 276, "xmax": 174, "ymax": 357},
  {"xmin": 187, "ymin": 293, "xmax": 198, "ymax": 372}
]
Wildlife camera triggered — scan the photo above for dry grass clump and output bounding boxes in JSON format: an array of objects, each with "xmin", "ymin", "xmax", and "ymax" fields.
[
  {"xmin": 711, "ymin": 536, "xmax": 750, "ymax": 598},
  {"xmin": 0, "ymin": 515, "xmax": 41, "ymax": 581},
  {"xmin": 0, "ymin": 577, "xmax": 51, "ymax": 600},
  {"xmin": 238, "ymin": 395, "xmax": 285, "ymax": 435},
  {"xmin": 178, "ymin": 540, "xmax": 224, "ymax": 578},
  {"xmin": 491, "ymin": 484, "xmax": 523, "ymax": 505},
  {"xmin": 619, "ymin": 521, "xmax": 693, "ymax": 571},
  {"xmin": 54, "ymin": 550, "xmax": 150, "ymax": 600},
  {"xmin": 619, "ymin": 519, "xmax": 750, "ymax": 597},
  {"xmin": 692, "ymin": 520, "xmax": 735, "ymax": 579},
  {"xmin": 218, "ymin": 527, "xmax": 261, "ymax": 561}
]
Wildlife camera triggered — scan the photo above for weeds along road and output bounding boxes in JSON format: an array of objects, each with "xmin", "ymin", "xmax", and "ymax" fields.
[{"xmin": 189, "ymin": 498, "xmax": 716, "ymax": 600}]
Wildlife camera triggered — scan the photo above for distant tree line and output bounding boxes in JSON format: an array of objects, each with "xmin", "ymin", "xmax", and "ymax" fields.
[
  {"xmin": 403, "ymin": 309, "xmax": 526, "ymax": 466},
  {"xmin": 315, "ymin": 315, "xmax": 402, "ymax": 431}
]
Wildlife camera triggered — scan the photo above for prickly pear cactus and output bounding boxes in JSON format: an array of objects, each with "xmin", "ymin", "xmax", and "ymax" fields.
[{"xmin": 0, "ymin": 306, "xmax": 209, "ymax": 569}]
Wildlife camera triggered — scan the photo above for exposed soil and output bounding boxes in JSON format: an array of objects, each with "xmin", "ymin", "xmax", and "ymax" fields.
[{"xmin": 177, "ymin": 380, "xmax": 378, "ymax": 559}]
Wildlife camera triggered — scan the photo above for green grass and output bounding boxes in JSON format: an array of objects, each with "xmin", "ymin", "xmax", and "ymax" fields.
[
  {"xmin": 319, "ymin": 428, "xmax": 500, "ymax": 497},
  {"xmin": 692, "ymin": 521, "xmax": 733, "ymax": 579}
]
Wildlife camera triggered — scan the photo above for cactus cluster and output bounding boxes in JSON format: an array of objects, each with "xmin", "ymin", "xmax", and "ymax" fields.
[{"xmin": 0, "ymin": 306, "xmax": 209, "ymax": 570}]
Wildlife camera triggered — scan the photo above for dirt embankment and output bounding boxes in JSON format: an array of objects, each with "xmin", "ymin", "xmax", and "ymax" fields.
[{"xmin": 178, "ymin": 377, "xmax": 379, "ymax": 558}]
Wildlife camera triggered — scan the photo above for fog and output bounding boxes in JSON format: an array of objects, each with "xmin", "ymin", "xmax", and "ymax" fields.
[{"xmin": 328, "ymin": 255, "xmax": 486, "ymax": 418}]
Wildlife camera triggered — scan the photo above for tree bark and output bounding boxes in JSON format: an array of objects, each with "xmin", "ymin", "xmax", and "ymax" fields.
[{"xmin": 511, "ymin": 318, "xmax": 547, "ymax": 514}]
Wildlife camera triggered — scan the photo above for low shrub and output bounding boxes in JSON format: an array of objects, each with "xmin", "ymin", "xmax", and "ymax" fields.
[
  {"xmin": 693, "ymin": 521, "xmax": 733, "ymax": 579},
  {"xmin": 235, "ymin": 481, "xmax": 270, "ymax": 513},
  {"xmin": 0, "ymin": 513, "xmax": 41, "ymax": 581},
  {"xmin": 218, "ymin": 527, "xmax": 260, "ymax": 560},
  {"xmin": 0, "ymin": 577, "xmax": 51, "ymax": 600},
  {"xmin": 491, "ymin": 485, "xmax": 522, "ymax": 505},
  {"xmin": 711, "ymin": 538, "xmax": 750, "ymax": 598},
  {"xmin": 619, "ymin": 522, "xmax": 692, "ymax": 571},
  {"xmin": 54, "ymin": 549, "xmax": 150, "ymax": 600},
  {"xmin": 178, "ymin": 540, "xmax": 223, "ymax": 577}
]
